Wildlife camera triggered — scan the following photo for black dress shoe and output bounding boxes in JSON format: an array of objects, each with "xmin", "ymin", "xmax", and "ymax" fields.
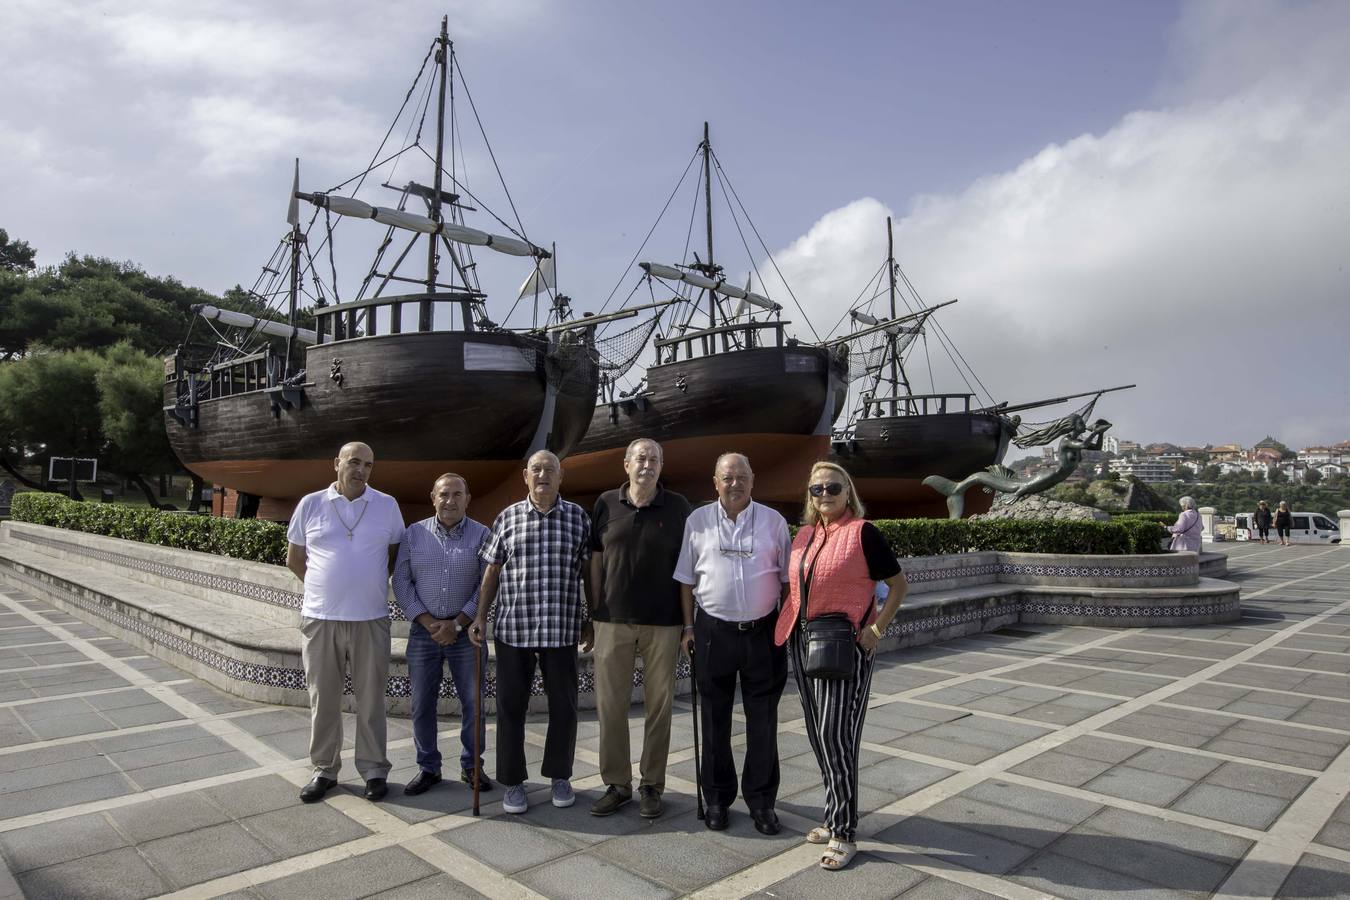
[
  {"xmin": 299, "ymin": 775, "xmax": 337, "ymax": 803},
  {"xmin": 403, "ymin": 770, "xmax": 441, "ymax": 796},
  {"xmin": 750, "ymin": 808, "xmax": 781, "ymax": 835},
  {"xmin": 704, "ymin": 805, "xmax": 729, "ymax": 831},
  {"xmin": 364, "ymin": 777, "xmax": 388, "ymax": 801}
]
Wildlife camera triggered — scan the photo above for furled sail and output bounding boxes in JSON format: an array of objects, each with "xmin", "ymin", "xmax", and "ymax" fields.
[
  {"xmin": 638, "ymin": 262, "xmax": 779, "ymax": 312},
  {"xmin": 297, "ymin": 192, "xmax": 546, "ymax": 258},
  {"xmin": 193, "ymin": 305, "xmax": 318, "ymax": 344}
]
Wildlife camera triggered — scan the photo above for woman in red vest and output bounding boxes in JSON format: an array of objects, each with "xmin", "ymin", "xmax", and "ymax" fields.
[{"xmin": 775, "ymin": 461, "xmax": 908, "ymax": 870}]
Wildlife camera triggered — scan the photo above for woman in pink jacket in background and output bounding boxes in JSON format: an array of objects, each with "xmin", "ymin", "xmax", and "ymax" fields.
[{"xmin": 775, "ymin": 461, "xmax": 908, "ymax": 871}]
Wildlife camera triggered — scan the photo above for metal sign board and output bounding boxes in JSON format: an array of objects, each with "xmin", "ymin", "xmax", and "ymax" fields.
[{"xmin": 48, "ymin": 457, "xmax": 99, "ymax": 483}]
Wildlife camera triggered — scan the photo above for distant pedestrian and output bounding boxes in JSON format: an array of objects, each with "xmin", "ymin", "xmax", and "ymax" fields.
[
  {"xmin": 674, "ymin": 452, "xmax": 791, "ymax": 836},
  {"xmin": 1275, "ymin": 501, "xmax": 1293, "ymax": 546},
  {"xmin": 1166, "ymin": 496, "xmax": 1203, "ymax": 553},
  {"xmin": 469, "ymin": 450, "xmax": 592, "ymax": 816},
  {"xmin": 1254, "ymin": 500, "xmax": 1273, "ymax": 544},
  {"xmin": 286, "ymin": 442, "xmax": 405, "ymax": 804},
  {"xmin": 392, "ymin": 473, "xmax": 493, "ymax": 797},
  {"xmin": 588, "ymin": 438, "xmax": 691, "ymax": 820},
  {"xmin": 776, "ymin": 462, "xmax": 908, "ymax": 871}
]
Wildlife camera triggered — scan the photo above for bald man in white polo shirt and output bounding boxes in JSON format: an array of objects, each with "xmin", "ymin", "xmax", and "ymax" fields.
[
  {"xmin": 286, "ymin": 442, "xmax": 405, "ymax": 803},
  {"xmin": 675, "ymin": 452, "xmax": 791, "ymax": 835}
]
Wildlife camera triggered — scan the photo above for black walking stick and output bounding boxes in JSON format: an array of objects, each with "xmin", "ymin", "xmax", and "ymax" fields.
[
  {"xmin": 689, "ymin": 648, "xmax": 704, "ymax": 821},
  {"xmin": 472, "ymin": 642, "xmax": 482, "ymax": 817}
]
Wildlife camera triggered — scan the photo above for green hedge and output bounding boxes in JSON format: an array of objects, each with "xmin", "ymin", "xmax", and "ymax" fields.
[
  {"xmin": 1112, "ymin": 512, "xmax": 1179, "ymax": 526},
  {"xmin": 11, "ymin": 493, "xmax": 288, "ymax": 565},
  {"xmin": 871, "ymin": 517, "xmax": 1167, "ymax": 557},
  {"xmin": 12, "ymin": 493, "xmax": 1168, "ymax": 563}
]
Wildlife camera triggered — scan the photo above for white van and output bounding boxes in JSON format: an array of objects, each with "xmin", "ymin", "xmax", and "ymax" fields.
[{"xmin": 1234, "ymin": 511, "xmax": 1341, "ymax": 544}]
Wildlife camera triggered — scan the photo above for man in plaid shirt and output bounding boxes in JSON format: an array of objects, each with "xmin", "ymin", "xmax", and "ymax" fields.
[{"xmin": 469, "ymin": 449, "xmax": 593, "ymax": 815}]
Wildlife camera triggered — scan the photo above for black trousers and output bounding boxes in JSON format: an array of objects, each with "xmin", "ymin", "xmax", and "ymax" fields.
[
  {"xmin": 493, "ymin": 640, "xmax": 578, "ymax": 786},
  {"xmin": 693, "ymin": 611, "xmax": 788, "ymax": 810}
]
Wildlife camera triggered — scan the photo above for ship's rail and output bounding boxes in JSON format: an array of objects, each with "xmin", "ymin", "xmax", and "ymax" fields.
[
  {"xmin": 653, "ymin": 319, "xmax": 789, "ymax": 363},
  {"xmin": 164, "ymin": 349, "xmax": 281, "ymax": 405},
  {"xmin": 863, "ymin": 392, "xmax": 976, "ymax": 418},
  {"xmin": 311, "ymin": 290, "xmax": 484, "ymax": 343}
]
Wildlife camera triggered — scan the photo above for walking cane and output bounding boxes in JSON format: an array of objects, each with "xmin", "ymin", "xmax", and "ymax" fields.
[
  {"xmin": 689, "ymin": 648, "xmax": 704, "ymax": 821},
  {"xmin": 472, "ymin": 641, "xmax": 482, "ymax": 817}
]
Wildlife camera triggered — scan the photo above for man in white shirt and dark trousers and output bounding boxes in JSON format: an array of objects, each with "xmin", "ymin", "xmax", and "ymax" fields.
[
  {"xmin": 674, "ymin": 452, "xmax": 791, "ymax": 835},
  {"xmin": 286, "ymin": 442, "xmax": 405, "ymax": 803}
]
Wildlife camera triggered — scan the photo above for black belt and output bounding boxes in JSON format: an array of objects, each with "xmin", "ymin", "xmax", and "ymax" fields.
[{"xmin": 698, "ymin": 610, "xmax": 776, "ymax": 632}]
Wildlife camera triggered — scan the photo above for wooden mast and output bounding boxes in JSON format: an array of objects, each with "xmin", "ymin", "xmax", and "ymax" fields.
[
  {"xmin": 423, "ymin": 16, "xmax": 450, "ymax": 332},
  {"xmin": 285, "ymin": 158, "xmax": 304, "ymax": 378},
  {"xmin": 702, "ymin": 121, "xmax": 716, "ymax": 329},
  {"xmin": 886, "ymin": 217, "xmax": 897, "ymax": 416}
]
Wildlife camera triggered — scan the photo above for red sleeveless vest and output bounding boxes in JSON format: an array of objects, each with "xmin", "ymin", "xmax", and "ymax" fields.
[{"xmin": 774, "ymin": 513, "xmax": 875, "ymax": 646}]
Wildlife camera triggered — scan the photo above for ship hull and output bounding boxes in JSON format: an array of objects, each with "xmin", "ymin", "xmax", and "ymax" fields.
[
  {"xmin": 563, "ymin": 345, "xmax": 846, "ymax": 512},
  {"xmin": 166, "ymin": 331, "xmax": 597, "ymax": 521},
  {"xmin": 831, "ymin": 412, "xmax": 1008, "ymax": 519}
]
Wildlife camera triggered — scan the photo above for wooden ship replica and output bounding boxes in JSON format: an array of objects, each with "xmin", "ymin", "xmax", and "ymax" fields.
[
  {"xmin": 163, "ymin": 19, "xmax": 599, "ymax": 520},
  {"xmin": 560, "ymin": 124, "xmax": 849, "ymax": 509},
  {"xmin": 829, "ymin": 217, "xmax": 1131, "ymax": 518},
  {"xmin": 828, "ymin": 217, "xmax": 1016, "ymax": 518}
]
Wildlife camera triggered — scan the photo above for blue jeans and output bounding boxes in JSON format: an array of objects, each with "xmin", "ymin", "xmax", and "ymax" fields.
[{"xmin": 407, "ymin": 623, "xmax": 486, "ymax": 773}]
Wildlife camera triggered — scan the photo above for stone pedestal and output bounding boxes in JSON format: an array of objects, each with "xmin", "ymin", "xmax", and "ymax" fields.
[
  {"xmin": 1199, "ymin": 507, "xmax": 1217, "ymax": 542},
  {"xmin": 1339, "ymin": 510, "xmax": 1350, "ymax": 545}
]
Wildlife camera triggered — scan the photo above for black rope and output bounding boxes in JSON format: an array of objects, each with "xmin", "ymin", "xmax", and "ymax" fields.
[
  {"xmin": 712, "ymin": 164, "xmax": 772, "ymax": 320},
  {"xmin": 451, "ymin": 55, "xmax": 531, "ymax": 250},
  {"xmin": 710, "ymin": 149, "xmax": 820, "ymax": 341},
  {"xmin": 895, "ymin": 264, "xmax": 994, "ymax": 407},
  {"xmin": 324, "ymin": 208, "xmax": 341, "ymax": 304},
  {"xmin": 681, "ymin": 158, "xmax": 701, "ymax": 271},
  {"xmin": 825, "ymin": 259, "xmax": 888, "ymax": 339},
  {"xmin": 596, "ymin": 148, "xmax": 701, "ymax": 316},
  {"xmin": 348, "ymin": 39, "xmax": 437, "ymax": 201}
]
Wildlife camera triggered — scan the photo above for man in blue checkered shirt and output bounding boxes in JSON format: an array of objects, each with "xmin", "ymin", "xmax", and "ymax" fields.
[
  {"xmin": 392, "ymin": 473, "xmax": 493, "ymax": 798},
  {"xmin": 469, "ymin": 449, "xmax": 593, "ymax": 815}
]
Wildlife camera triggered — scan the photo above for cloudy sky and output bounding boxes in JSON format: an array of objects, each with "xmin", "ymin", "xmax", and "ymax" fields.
[{"xmin": 4, "ymin": 0, "xmax": 1347, "ymax": 448}]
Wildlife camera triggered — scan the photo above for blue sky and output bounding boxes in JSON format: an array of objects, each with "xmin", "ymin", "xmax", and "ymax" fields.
[{"xmin": 4, "ymin": 0, "xmax": 1347, "ymax": 448}]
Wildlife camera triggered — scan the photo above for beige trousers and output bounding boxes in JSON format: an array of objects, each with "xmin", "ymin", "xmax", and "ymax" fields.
[
  {"xmin": 300, "ymin": 616, "xmax": 391, "ymax": 781},
  {"xmin": 593, "ymin": 621, "xmax": 683, "ymax": 791}
]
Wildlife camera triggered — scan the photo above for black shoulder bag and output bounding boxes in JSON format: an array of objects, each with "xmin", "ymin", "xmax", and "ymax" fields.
[{"xmin": 798, "ymin": 527, "xmax": 856, "ymax": 680}]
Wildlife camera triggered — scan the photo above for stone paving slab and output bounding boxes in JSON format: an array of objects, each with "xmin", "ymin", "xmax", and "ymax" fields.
[{"xmin": 0, "ymin": 542, "xmax": 1347, "ymax": 898}]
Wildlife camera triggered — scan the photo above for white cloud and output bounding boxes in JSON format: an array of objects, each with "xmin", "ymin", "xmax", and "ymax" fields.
[{"xmin": 770, "ymin": 0, "xmax": 1350, "ymax": 448}]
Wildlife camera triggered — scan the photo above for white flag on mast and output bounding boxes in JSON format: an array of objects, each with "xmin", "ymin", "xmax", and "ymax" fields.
[
  {"xmin": 517, "ymin": 256, "xmax": 555, "ymax": 299},
  {"xmin": 286, "ymin": 159, "xmax": 300, "ymax": 226}
]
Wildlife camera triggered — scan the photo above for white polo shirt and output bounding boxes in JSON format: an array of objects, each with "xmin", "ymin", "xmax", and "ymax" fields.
[
  {"xmin": 673, "ymin": 500, "xmax": 791, "ymax": 622},
  {"xmin": 287, "ymin": 484, "xmax": 405, "ymax": 621}
]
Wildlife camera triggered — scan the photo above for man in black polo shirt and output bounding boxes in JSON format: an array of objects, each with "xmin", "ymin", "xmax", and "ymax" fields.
[{"xmin": 587, "ymin": 438, "xmax": 692, "ymax": 819}]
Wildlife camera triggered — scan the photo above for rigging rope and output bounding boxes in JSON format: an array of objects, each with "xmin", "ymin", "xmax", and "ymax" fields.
[
  {"xmin": 451, "ymin": 55, "xmax": 531, "ymax": 251},
  {"xmin": 596, "ymin": 149, "xmax": 701, "ymax": 317},
  {"xmin": 709, "ymin": 149, "xmax": 820, "ymax": 341}
]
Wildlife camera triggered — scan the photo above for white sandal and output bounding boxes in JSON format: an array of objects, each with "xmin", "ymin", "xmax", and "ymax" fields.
[
  {"xmin": 806, "ymin": 826, "xmax": 831, "ymax": 845},
  {"xmin": 820, "ymin": 838, "xmax": 857, "ymax": 870}
]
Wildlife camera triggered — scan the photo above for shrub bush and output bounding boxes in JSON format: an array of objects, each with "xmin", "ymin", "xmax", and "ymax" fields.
[
  {"xmin": 12, "ymin": 493, "xmax": 1171, "ymax": 563},
  {"xmin": 12, "ymin": 493, "xmax": 288, "ymax": 565},
  {"xmin": 871, "ymin": 517, "xmax": 1167, "ymax": 556},
  {"xmin": 1113, "ymin": 512, "xmax": 1178, "ymax": 525}
]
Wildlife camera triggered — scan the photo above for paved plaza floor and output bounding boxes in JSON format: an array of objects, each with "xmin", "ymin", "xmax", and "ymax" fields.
[{"xmin": 0, "ymin": 542, "xmax": 1347, "ymax": 899}]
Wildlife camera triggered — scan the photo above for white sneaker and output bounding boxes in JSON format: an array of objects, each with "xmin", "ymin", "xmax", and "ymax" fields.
[
  {"xmin": 503, "ymin": 783, "xmax": 528, "ymax": 814},
  {"xmin": 551, "ymin": 778, "xmax": 575, "ymax": 808}
]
